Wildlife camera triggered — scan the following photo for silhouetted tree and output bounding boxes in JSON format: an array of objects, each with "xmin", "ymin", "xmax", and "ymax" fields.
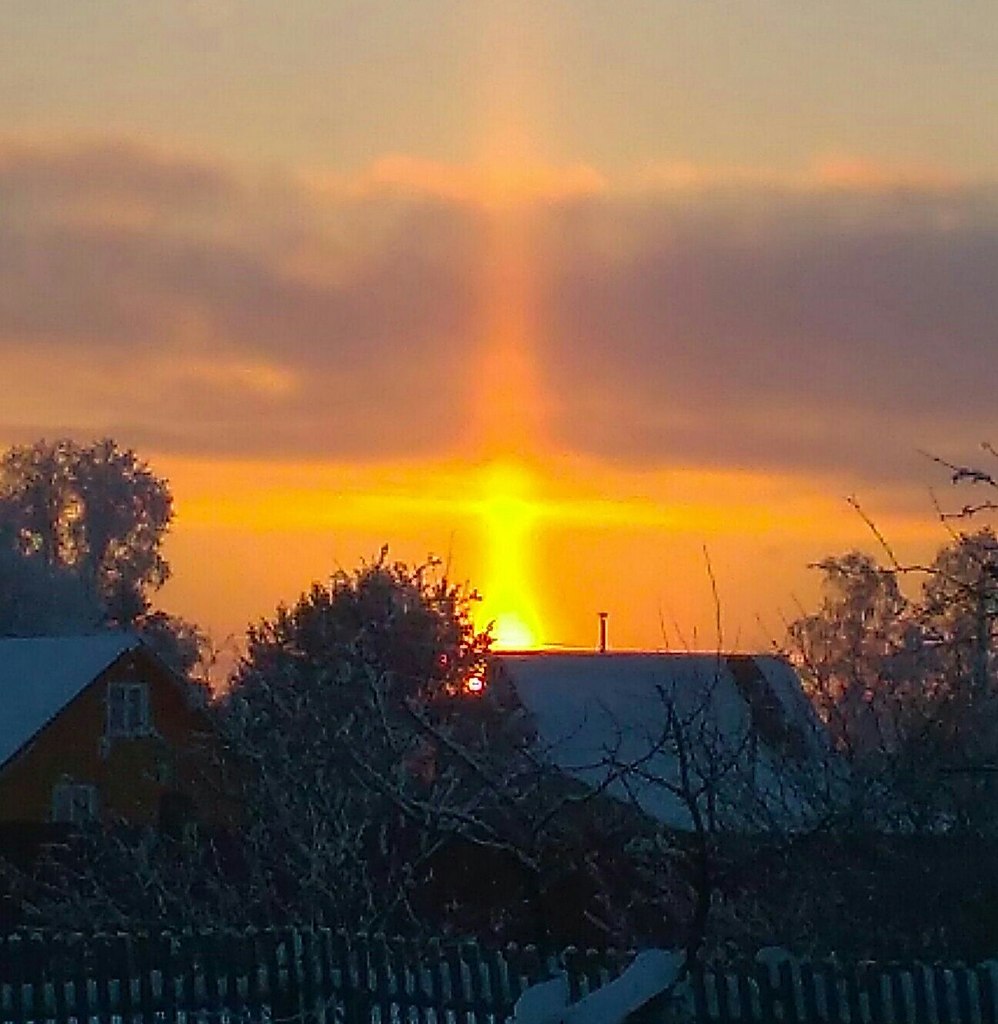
[
  {"xmin": 0, "ymin": 531, "xmax": 101, "ymax": 634},
  {"xmin": 788, "ymin": 525, "xmax": 998, "ymax": 836},
  {"xmin": 218, "ymin": 550, "xmax": 501, "ymax": 928},
  {"xmin": 232, "ymin": 547, "xmax": 491, "ymax": 716},
  {"xmin": 138, "ymin": 609, "xmax": 213, "ymax": 684},
  {"xmin": 0, "ymin": 438, "xmax": 172, "ymax": 622}
]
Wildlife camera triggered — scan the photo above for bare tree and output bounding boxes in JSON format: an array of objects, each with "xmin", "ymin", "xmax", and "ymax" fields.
[{"xmin": 766, "ymin": 450, "xmax": 998, "ymax": 958}]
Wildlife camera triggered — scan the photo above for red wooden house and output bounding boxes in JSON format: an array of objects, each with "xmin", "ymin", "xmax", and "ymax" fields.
[{"xmin": 0, "ymin": 634, "xmax": 227, "ymax": 831}]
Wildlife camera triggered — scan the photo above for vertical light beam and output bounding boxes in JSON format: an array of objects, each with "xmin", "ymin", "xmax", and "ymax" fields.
[
  {"xmin": 475, "ymin": 460, "xmax": 543, "ymax": 648},
  {"xmin": 465, "ymin": 3, "xmax": 553, "ymax": 647}
]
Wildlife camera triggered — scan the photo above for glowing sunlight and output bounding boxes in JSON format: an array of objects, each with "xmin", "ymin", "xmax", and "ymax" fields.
[{"xmin": 474, "ymin": 460, "xmax": 543, "ymax": 648}]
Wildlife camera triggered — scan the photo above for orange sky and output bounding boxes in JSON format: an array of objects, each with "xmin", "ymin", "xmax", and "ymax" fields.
[
  {"xmin": 153, "ymin": 452, "xmax": 950, "ymax": 658},
  {"xmin": 157, "ymin": 20, "xmax": 967, "ymax": 653},
  {"xmin": 2, "ymin": 2, "xmax": 996, "ymax": 662}
]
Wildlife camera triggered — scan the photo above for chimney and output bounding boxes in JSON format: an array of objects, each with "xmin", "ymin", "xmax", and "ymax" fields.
[{"xmin": 598, "ymin": 611, "xmax": 608, "ymax": 653}]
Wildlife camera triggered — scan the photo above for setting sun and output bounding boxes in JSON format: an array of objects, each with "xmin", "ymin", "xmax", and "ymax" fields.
[{"xmin": 490, "ymin": 613, "xmax": 537, "ymax": 650}]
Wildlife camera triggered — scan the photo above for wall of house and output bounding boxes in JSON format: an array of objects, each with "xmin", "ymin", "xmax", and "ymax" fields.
[{"xmin": 0, "ymin": 652, "xmax": 230, "ymax": 829}]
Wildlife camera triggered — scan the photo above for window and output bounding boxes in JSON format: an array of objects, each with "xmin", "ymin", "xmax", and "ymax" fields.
[
  {"xmin": 52, "ymin": 782, "xmax": 99, "ymax": 824},
  {"xmin": 106, "ymin": 682, "xmax": 151, "ymax": 737}
]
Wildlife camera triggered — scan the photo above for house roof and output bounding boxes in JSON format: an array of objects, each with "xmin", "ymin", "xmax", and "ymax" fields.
[
  {"xmin": 0, "ymin": 633, "xmax": 141, "ymax": 767},
  {"xmin": 492, "ymin": 651, "xmax": 834, "ymax": 832}
]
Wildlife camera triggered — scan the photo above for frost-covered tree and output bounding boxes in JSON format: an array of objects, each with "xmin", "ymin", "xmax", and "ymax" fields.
[
  {"xmin": 0, "ymin": 438, "xmax": 208, "ymax": 680},
  {"xmin": 771, "ymin": 526, "xmax": 998, "ymax": 955},
  {"xmin": 232, "ymin": 548, "xmax": 491, "ymax": 715},
  {"xmin": 788, "ymin": 528, "xmax": 998, "ymax": 833},
  {"xmin": 138, "ymin": 609, "xmax": 213, "ymax": 684},
  {"xmin": 220, "ymin": 551, "xmax": 503, "ymax": 929},
  {"xmin": 920, "ymin": 528, "xmax": 998, "ymax": 700},
  {"xmin": 788, "ymin": 552, "xmax": 916, "ymax": 762},
  {"xmin": 0, "ymin": 438, "xmax": 172, "ymax": 622},
  {"xmin": 220, "ymin": 553, "xmax": 672, "ymax": 942},
  {"xmin": 0, "ymin": 531, "xmax": 102, "ymax": 634}
]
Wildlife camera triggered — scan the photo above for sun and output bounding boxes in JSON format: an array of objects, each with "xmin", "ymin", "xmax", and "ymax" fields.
[{"xmin": 492, "ymin": 612, "xmax": 537, "ymax": 650}]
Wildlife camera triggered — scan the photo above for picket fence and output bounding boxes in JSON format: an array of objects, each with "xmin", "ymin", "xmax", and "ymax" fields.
[{"xmin": 3, "ymin": 928, "xmax": 998, "ymax": 1024}]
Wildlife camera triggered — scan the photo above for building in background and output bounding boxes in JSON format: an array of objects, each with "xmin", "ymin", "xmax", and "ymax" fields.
[{"xmin": 489, "ymin": 651, "xmax": 837, "ymax": 833}]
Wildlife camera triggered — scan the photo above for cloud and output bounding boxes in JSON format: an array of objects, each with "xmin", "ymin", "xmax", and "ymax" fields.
[
  {"xmin": 1, "ymin": 136, "xmax": 996, "ymax": 490},
  {"xmin": 628, "ymin": 155, "xmax": 962, "ymax": 194},
  {"xmin": 0, "ymin": 138, "xmax": 238, "ymax": 225},
  {"xmin": 537, "ymin": 184, "xmax": 998, "ymax": 483},
  {"xmin": 304, "ymin": 154, "xmax": 608, "ymax": 207},
  {"xmin": 808, "ymin": 155, "xmax": 960, "ymax": 192},
  {"xmin": 0, "ymin": 139, "xmax": 484, "ymax": 459}
]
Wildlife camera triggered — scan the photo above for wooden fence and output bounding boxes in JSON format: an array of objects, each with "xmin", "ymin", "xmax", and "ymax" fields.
[{"xmin": 3, "ymin": 928, "xmax": 998, "ymax": 1023}]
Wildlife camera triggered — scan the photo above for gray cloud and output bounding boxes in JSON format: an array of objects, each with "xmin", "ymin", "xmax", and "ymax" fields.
[
  {"xmin": 0, "ymin": 139, "xmax": 238, "ymax": 216},
  {"xmin": 0, "ymin": 141, "xmax": 483, "ymax": 459},
  {"xmin": 2, "ymin": 138, "xmax": 996, "ymax": 483},
  {"xmin": 536, "ymin": 188, "xmax": 998, "ymax": 483}
]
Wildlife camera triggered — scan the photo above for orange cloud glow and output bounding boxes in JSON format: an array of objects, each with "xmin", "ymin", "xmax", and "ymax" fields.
[
  {"xmin": 162, "ymin": 355, "xmax": 298, "ymax": 399},
  {"xmin": 301, "ymin": 152, "xmax": 966, "ymax": 208},
  {"xmin": 302, "ymin": 155, "xmax": 607, "ymax": 208},
  {"xmin": 628, "ymin": 156, "xmax": 964, "ymax": 194}
]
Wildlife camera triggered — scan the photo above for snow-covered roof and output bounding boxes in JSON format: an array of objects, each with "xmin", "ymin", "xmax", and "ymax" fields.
[
  {"xmin": 0, "ymin": 633, "xmax": 141, "ymax": 767},
  {"xmin": 493, "ymin": 652, "xmax": 835, "ymax": 832}
]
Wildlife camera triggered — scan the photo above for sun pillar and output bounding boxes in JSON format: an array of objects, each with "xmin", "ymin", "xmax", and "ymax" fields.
[
  {"xmin": 466, "ymin": 3, "xmax": 552, "ymax": 649},
  {"xmin": 475, "ymin": 460, "xmax": 543, "ymax": 648}
]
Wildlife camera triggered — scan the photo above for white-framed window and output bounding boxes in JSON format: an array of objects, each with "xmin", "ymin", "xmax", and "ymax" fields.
[
  {"xmin": 52, "ymin": 782, "xmax": 99, "ymax": 825},
  {"xmin": 106, "ymin": 681, "xmax": 151, "ymax": 737}
]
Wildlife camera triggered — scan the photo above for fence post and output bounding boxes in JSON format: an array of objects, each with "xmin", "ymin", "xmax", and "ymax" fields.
[
  {"xmin": 332, "ymin": 926, "xmax": 349, "ymax": 1021},
  {"xmin": 348, "ymin": 931, "xmax": 373, "ymax": 1024},
  {"xmin": 369, "ymin": 933, "xmax": 392, "ymax": 1021},
  {"xmin": 978, "ymin": 961, "xmax": 998, "ymax": 1024},
  {"xmin": 5, "ymin": 933, "xmax": 25, "ymax": 1024},
  {"xmin": 953, "ymin": 965, "xmax": 974, "ymax": 1024},
  {"xmin": 444, "ymin": 938, "xmax": 465, "ymax": 1015}
]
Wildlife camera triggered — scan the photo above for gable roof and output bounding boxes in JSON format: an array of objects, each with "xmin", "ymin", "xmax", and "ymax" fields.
[
  {"xmin": 492, "ymin": 651, "xmax": 837, "ymax": 832},
  {"xmin": 0, "ymin": 633, "xmax": 141, "ymax": 768}
]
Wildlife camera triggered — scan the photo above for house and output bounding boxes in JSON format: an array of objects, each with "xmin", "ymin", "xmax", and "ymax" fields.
[
  {"xmin": 489, "ymin": 651, "xmax": 838, "ymax": 834},
  {"xmin": 0, "ymin": 633, "xmax": 227, "ymax": 831}
]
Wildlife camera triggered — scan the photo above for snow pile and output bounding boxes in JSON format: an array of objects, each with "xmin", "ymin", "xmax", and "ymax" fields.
[{"xmin": 513, "ymin": 949, "xmax": 688, "ymax": 1024}]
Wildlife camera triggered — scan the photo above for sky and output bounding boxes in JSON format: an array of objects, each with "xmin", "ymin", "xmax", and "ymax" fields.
[{"xmin": 2, "ymin": 0, "xmax": 997, "ymax": 654}]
